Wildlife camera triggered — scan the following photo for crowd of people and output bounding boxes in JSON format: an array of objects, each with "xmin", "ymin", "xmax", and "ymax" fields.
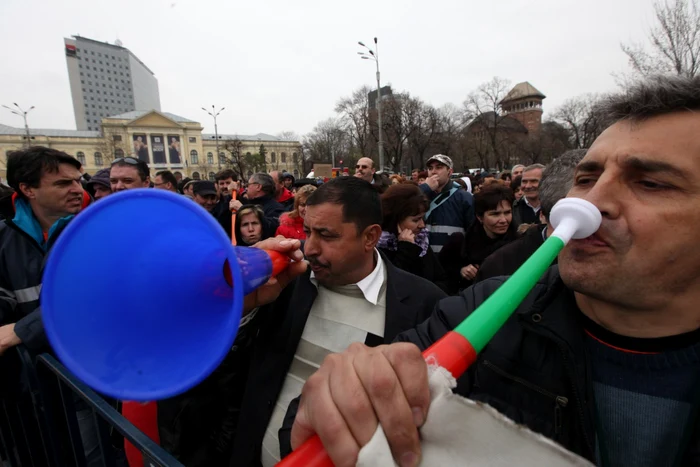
[{"xmin": 1, "ymin": 73, "xmax": 700, "ymax": 467}]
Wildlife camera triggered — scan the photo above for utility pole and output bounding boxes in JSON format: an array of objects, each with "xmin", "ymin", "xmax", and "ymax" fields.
[
  {"xmin": 202, "ymin": 105, "xmax": 225, "ymax": 169},
  {"xmin": 358, "ymin": 37, "xmax": 385, "ymax": 171},
  {"xmin": 2, "ymin": 103, "xmax": 35, "ymax": 147}
]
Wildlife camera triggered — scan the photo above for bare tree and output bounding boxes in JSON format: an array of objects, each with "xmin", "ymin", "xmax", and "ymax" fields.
[
  {"xmin": 406, "ymin": 102, "xmax": 441, "ymax": 171},
  {"xmin": 335, "ymin": 86, "xmax": 374, "ymax": 159},
  {"xmin": 95, "ymin": 128, "xmax": 130, "ymax": 168},
  {"xmin": 551, "ymin": 94, "xmax": 606, "ymax": 149},
  {"xmin": 620, "ymin": 0, "xmax": 700, "ymax": 81},
  {"xmin": 303, "ymin": 118, "xmax": 349, "ymax": 166},
  {"xmin": 221, "ymin": 138, "xmax": 246, "ymax": 178},
  {"xmin": 277, "ymin": 131, "xmax": 300, "ymax": 142},
  {"xmin": 463, "ymin": 77, "xmax": 518, "ymax": 170}
]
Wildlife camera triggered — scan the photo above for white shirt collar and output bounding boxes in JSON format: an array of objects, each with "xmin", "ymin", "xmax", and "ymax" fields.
[
  {"xmin": 309, "ymin": 249, "xmax": 386, "ymax": 306},
  {"xmin": 524, "ymin": 195, "xmax": 541, "ymax": 213}
]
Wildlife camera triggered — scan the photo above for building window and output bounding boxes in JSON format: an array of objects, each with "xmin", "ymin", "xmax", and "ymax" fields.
[
  {"xmin": 207, "ymin": 152, "xmax": 214, "ymax": 165},
  {"xmin": 246, "ymin": 152, "xmax": 251, "ymax": 156},
  {"xmin": 293, "ymin": 169, "xmax": 299, "ymax": 178},
  {"xmin": 113, "ymin": 135, "xmax": 122, "ymax": 141},
  {"xmin": 293, "ymin": 152, "xmax": 298, "ymax": 162},
  {"xmin": 190, "ymin": 150, "xmax": 199, "ymax": 164},
  {"xmin": 115, "ymin": 149, "xmax": 124, "ymax": 158},
  {"xmin": 188, "ymin": 137, "xmax": 196, "ymax": 143},
  {"xmin": 208, "ymin": 172, "xmax": 216, "ymax": 181},
  {"xmin": 218, "ymin": 152, "xmax": 225, "ymax": 164},
  {"xmin": 247, "ymin": 170, "xmax": 253, "ymax": 178},
  {"xmin": 271, "ymin": 152, "xmax": 276, "ymax": 163},
  {"xmin": 281, "ymin": 152, "xmax": 286, "ymax": 163},
  {"xmin": 76, "ymin": 152, "xmax": 86, "ymax": 165},
  {"xmin": 192, "ymin": 172, "xmax": 201, "ymax": 180},
  {"xmin": 94, "ymin": 152, "xmax": 103, "ymax": 166}
]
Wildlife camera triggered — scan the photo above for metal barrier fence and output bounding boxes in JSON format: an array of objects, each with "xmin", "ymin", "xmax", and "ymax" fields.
[{"xmin": 0, "ymin": 346, "xmax": 183, "ymax": 467}]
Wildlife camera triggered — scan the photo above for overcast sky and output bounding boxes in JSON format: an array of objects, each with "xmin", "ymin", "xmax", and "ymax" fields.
[{"xmin": 0, "ymin": 0, "xmax": 656, "ymax": 137}]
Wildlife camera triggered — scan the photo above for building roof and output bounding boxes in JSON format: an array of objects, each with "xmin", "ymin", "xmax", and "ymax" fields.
[
  {"xmin": 500, "ymin": 82, "xmax": 546, "ymax": 104},
  {"xmin": 0, "ymin": 123, "xmax": 101, "ymax": 138},
  {"xmin": 202, "ymin": 132, "xmax": 285, "ymax": 142},
  {"xmin": 105, "ymin": 110, "xmax": 197, "ymax": 123},
  {"xmin": 467, "ymin": 112, "xmax": 528, "ymax": 133}
]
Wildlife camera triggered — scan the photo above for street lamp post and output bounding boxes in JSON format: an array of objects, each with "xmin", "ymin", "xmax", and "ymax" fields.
[
  {"xmin": 202, "ymin": 105, "xmax": 225, "ymax": 168},
  {"xmin": 2, "ymin": 103, "xmax": 35, "ymax": 148},
  {"xmin": 358, "ymin": 37, "xmax": 384, "ymax": 171}
]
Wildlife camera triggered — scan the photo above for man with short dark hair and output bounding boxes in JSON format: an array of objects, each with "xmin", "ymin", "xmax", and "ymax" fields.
[
  {"xmin": 154, "ymin": 170, "xmax": 178, "ymax": 193},
  {"xmin": 229, "ymin": 177, "xmax": 446, "ymax": 466},
  {"xmin": 285, "ymin": 75, "xmax": 700, "ymax": 467},
  {"xmin": 110, "ymin": 157, "xmax": 150, "ymax": 192},
  {"xmin": 215, "ymin": 169, "xmax": 239, "ymax": 197},
  {"xmin": 269, "ymin": 170, "xmax": 295, "ymax": 211},
  {"xmin": 512, "ymin": 163, "xmax": 545, "ymax": 227},
  {"xmin": 0, "ymin": 147, "xmax": 84, "ymax": 355}
]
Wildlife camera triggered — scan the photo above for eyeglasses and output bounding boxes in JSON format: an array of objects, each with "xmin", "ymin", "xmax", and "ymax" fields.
[{"xmin": 112, "ymin": 157, "xmax": 141, "ymax": 166}]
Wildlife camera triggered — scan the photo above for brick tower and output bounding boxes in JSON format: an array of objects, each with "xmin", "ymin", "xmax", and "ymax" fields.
[{"xmin": 499, "ymin": 82, "xmax": 546, "ymax": 136}]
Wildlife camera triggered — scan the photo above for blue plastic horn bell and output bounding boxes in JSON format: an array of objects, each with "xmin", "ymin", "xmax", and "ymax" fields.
[{"xmin": 41, "ymin": 189, "xmax": 281, "ymax": 401}]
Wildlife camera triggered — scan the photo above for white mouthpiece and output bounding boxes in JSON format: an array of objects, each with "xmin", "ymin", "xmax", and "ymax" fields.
[{"xmin": 549, "ymin": 198, "xmax": 601, "ymax": 244}]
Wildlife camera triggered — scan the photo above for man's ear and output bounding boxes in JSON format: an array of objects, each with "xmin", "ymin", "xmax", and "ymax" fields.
[
  {"xmin": 143, "ymin": 177, "xmax": 151, "ymax": 187},
  {"xmin": 539, "ymin": 211, "xmax": 547, "ymax": 224},
  {"xmin": 364, "ymin": 224, "xmax": 382, "ymax": 251},
  {"xmin": 18, "ymin": 182, "xmax": 36, "ymax": 200}
]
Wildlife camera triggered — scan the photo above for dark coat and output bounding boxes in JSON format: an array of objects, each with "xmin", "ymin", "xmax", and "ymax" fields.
[
  {"xmin": 229, "ymin": 255, "xmax": 447, "ymax": 466},
  {"xmin": 378, "ymin": 242, "xmax": 449, "ymax": 294},
  {"xmin": 475, "ymin": 224, "xmax": 547, "ymax": 283},
  {"xmin": 512, "ymin": 196, "xmax": 542, "ymax": 227},
  {"xmin": 439, "ymin": 222, "xmax": 517, "ymax": 294},
  {"xmin": 395, "ymin": 267, "xmax": 700, "ymax": 464}
]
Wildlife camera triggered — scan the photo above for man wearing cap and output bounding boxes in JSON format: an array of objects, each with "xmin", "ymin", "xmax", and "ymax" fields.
[
  {"xmin": 192, "ymin": 181, "xmax": 219, "ymax": 214},
  {"xmin": 86, "ymin": 168, "xmax": 112, "ymax": 201},
  {"xmin": 419, "ymin": 154, "xmax": 475, "ymax": 253}
]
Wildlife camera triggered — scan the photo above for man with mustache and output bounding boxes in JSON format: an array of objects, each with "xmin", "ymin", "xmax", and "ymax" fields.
[
  {"xmin": 229, "ymin": 176, "xmax": 446, "ymax": 466},
  {"xmin": 0, "ymin": 147, "xmax": 85, "ymax": 355},
  {"xmin": 286, "ymin": 75, "xmax": 700, "ymax": 467},
  {"xmin": 512, "ymin": 163, "xmax": 545, "ymax": 227}
]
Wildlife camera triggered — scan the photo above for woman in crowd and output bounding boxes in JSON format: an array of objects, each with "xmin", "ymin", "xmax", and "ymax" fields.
[
  {"xmin": 389, "ymin": 174, "xmax": 405, "ymax": 185},
  {"xmin": 275, "ymin": 184, "xmax": 316, "ymax": 240},
  {"xmin": 235, "ymin": 205, "xmax": 266, "ymax": 246},
  {"xmin": 511, "ymin": 175, "xmax": 523, "ymax": 201},
  {"xmin": 416, "ymin": 171, "xmax": 428, "ymax": 184},
  {"xmin": 439, "ymin": 184, "xmax": 517, "ymax": 294},
  {"xmin": 500, "ymin": 171, "xmax": 512, "ymax": 187},
  {"xmin": 378, "ymin": 184, "xmax": 448, "ymax": 292}
]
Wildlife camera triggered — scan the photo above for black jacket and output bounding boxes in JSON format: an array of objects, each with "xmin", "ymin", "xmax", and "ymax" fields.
[
  {"xmin": 396, "ymin": 268, "xmax": 700, "ymax": 465},
  {"xmin": 475, "ymin": 224, "xmax": 547, "ymax": 283},
  {"xmin": 378, "ymin": 242, "xmax": 449, "ymax": 294},
  {"xmin": 0, "ymin": 219, "xmax": 68, "ymax": 352},
  {"xmin": 230, "ymin": 255, "xmax": 447, "ymax": 466},
  {"xmin": 439, "ymin": 223, "xmax": 517, "ymax": 294},
  {"xmin": 512, "ymin": 197, "xmax": 542, "ymax": 227},
  {"xmin": 157, "ymin": 315, "xmax": 259, "ymax": 466}
]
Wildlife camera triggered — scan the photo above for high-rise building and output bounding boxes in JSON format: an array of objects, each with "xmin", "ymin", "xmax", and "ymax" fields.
[{"xmin": 64, "ymin": 36, "xmax": 161, "ymax": 131}]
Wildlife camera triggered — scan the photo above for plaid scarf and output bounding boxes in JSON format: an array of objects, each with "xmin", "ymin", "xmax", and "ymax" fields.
[{"xmin": 378, "ymin": 229, "xmax": 430, "ymax": 257}]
